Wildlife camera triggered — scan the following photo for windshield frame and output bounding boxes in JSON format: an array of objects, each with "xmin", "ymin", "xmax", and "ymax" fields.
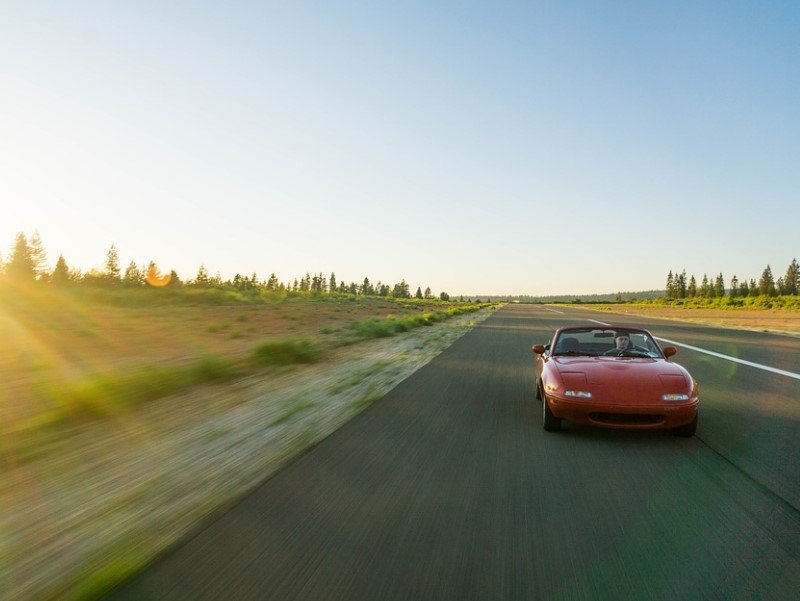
[{"xmin": 551, "ymin": 327, "xmax": 665, "ymax": 358}]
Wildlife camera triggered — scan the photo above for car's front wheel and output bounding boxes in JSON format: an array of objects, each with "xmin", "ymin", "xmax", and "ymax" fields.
[
  {"xmin": 543, "ymin": 397, "xmax": 561, "ymax": 432},
  {"xmin": 672, "ymin": 412, "xmax": 698, "ymax": 437}
]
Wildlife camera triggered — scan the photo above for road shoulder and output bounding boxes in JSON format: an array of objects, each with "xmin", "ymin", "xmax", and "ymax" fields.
[{"xmin": 2, "ymin": 307, "xmax": 497, "ymax": 601}]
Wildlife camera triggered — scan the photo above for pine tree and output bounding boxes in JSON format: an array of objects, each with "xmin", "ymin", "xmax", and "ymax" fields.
[
  {"xmin": 687, "ymin": 275, "xmax": 697, "ymax": 298},
  {"xmin": 362, "ymin": 277, "xmax": 372, "ymax": 296},
  {"xmin": 392, "ymin": 279, "xmax": 410, "ymax": 298},
  {"xmin": 195, "ymin": 265, "xmax": 209, "ymax": 288},
  {"xmin": 714, "ymin": 273, "xmax": 725, "ymax": 298},
  {"xmin": 329, "ymin": 272, "xmax": 337, "ymax": 293},
  {"xmin": 415, "ymin": 286, "xmax": 423, "ymax": 299},
  {"xmin": 748, "ymin": 279, "xmax": 758, "ymax": 296},
  {"xmin": 700, "ymin": 274, "xmax": 710, "ymax": 298},
  {"xmin": 266, "ymin": 273, "xmax": 278, "ymax": 291},
  {"xmin": 784, "ymin": 258, "xmax": 799, "ymax": 295},
  {"xmin": 729, "ymin": 275, "xmax": 739, "ymax": 298},
  {"xmin": 776, "ymin": 277, "xmax": 786, "ymax": 295},
  {"xmin": 439, "ymin": 291, "xmax": 450, "ymax": 301},
  {"xmin": 124, "ymin": 261, "xmax": 144, "ymax": 286},
  {"xmin": 677, "ymin": 270, "xmax": 687, "ymax": 299},
  {"xmin": 52, "ymin": 254, "xmax": 70, "ymax": 286},
  {"xmin": 7, "ymin": 232, "xmax": 36, "ymax": 282},
  {"xmin": 665, "ymin": 271, "xmax": 674, "ymax": 299},
  {"xmin": 167, "ymin": 270, "xmax": 182, "ymax": 287},
  {"xmin": 758, "ymin": 265, "xmax": 776, "ymax": 296},
  {"xmin": 146, "ymin": 261, "xmax": 164, "ymax": 286},
  {"xmin": 28, "ymin": 231, "xmax": 48, "ymax": 280},
  {"xmin": 105, "ymin": 243, "xmax": 121, "ymax": 283},
  {"xmin": 738, "ymin": 279, "xmax": 749, "ymax": 297},
  {"xmin": 424, "ymin": 286, "xmax": 432, "ymax": 299}
]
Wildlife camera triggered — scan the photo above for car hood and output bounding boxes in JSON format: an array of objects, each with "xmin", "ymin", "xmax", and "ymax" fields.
[{"xmin": 552, "ymin": 356, "xmax": 690, "ymax": 404}]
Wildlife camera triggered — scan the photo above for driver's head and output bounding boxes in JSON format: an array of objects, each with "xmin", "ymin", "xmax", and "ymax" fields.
[{"xmin": 615, "ymin": 334, "xmax": 631, "ymax": 349}]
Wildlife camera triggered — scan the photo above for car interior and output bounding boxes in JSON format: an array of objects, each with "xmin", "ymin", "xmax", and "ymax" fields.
[{"xmin": 552, "ymin": 329, "xmax": 662, "ymax": 357}]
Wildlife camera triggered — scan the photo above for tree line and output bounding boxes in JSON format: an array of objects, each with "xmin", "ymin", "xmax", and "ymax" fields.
[
  {"xmin": 664, "ymin": 259, "xmax": 799, "ymax": 299},
  {"xmin": 1, "ymin": 232, "xmax": 451, "ymax": 301}
]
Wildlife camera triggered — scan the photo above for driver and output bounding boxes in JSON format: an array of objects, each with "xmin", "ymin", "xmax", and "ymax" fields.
[{"xmin": 604, "ymin": 333, "xmax": 632, "ymax": 355}]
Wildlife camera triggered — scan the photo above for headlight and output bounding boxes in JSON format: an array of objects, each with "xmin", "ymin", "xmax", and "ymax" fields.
[
  {"xmin": 565, "ymin": 390, "xmax": 592, "ymax": 398},
  {"xmin": 662, "ymin": 393, "xmax": 690, "ymax": 401}
]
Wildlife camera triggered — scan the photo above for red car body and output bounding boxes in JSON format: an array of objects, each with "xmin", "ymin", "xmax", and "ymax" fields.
[{"xmin": 533, "ymin": 325, "xmax": 699, "ymax": 436}]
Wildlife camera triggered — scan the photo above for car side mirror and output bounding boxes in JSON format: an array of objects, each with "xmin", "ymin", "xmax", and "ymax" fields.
[
  {"xmin": 663, "ymin": 346, "xmax": 677, "ymax": 358},
  {"xmin": 532, "ymin": 344, "xmax": 546, "ymax": 355}
]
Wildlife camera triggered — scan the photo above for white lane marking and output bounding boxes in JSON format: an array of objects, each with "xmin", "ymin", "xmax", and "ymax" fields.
[
  {"xmin": 544, "ymin": 307, "xmax": 565, "ymax": 314},
  {"xmin": 654, "ymin": 337, "xmax": 800, "ymax": 381},
  {"xmin": 581, "ymin": 318, "xmax": 800, "ymax": 381}
]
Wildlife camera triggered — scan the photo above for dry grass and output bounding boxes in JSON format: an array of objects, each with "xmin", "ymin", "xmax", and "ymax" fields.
[{"xmin": 0, "ymin": 288, "xmax": 478, "ymax": 436}]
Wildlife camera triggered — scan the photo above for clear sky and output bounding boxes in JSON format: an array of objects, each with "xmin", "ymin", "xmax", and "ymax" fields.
[{"xmin": 1, "ymin": 1, "xmax": 798, "ymax": 295}]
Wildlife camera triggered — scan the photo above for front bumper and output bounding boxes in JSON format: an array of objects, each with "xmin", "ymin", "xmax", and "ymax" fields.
[{"xmin": 545, "ymin": 396, "xmax": 699, "ymax": 429}]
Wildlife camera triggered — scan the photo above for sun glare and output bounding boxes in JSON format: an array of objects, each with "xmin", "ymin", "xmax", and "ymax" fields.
[{"xmin": 146, "ymin": 267, "xmax": 171, "ymax": 287}]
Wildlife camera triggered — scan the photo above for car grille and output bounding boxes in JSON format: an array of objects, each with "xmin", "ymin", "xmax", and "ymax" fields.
[{"xmin": 589, "ymin": 412, "xmax": 664, "ymax": 425}]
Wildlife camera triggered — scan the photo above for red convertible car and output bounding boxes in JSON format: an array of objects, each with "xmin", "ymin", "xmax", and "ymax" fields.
[{"xmin": 532, "ymin": 326, "xmax": 698, "ymax": 436}]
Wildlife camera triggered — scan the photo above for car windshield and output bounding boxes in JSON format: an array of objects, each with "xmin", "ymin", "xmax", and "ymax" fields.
[{"xmin": 552, "ymin": 328, "xmax": 663, "ymax": 358}]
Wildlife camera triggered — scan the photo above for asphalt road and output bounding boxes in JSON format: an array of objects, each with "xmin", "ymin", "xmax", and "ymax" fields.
[{"xmin": 109, "ymin": 304, "xmax": 800, "ymax": 600}]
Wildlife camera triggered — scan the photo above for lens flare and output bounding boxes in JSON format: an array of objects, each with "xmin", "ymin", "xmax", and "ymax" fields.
[{"xmin": 146, "ymin": 267, "xmax": 172, "ymax": 287}]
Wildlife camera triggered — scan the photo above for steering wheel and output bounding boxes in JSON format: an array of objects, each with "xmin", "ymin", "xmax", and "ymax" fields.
[{"xmin": 604, "ymin": 346, "xmax": 648, "ymax": 356}]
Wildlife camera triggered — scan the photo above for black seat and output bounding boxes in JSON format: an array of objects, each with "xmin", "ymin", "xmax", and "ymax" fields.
[{"xmin": 556, "ymin": 337, "xmax": 579, "ymax": 353}]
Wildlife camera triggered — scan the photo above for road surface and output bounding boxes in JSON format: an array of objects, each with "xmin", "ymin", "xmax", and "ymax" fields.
[{"xmin": 109, "ymin": 304, "xmax": 800, "ymax": 600}]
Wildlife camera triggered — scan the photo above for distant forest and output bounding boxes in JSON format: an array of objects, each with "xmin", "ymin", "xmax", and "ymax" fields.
[
  {"xmin": 0, "ymin": 232, "xmax": 451, "ymax": 301},
  {"xmin": 470, "ymin": 291, "xmax": 664, "ymax": 303},
  {"xmin": 469, "ymin": 260, "xmax": 800, "ymax": 304},
  {"xmin": 663, "ymin": 261, "xmax": 799, "ymax": 299},
  {"xmin": 5, "ymin": 232, "xmax": 797, "ymax": 304}
]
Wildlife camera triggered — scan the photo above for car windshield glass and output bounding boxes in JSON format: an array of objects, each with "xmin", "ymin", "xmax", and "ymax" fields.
[{"xmin": 552, "ymin": 328, "xmax": 663, "ymax": 358}]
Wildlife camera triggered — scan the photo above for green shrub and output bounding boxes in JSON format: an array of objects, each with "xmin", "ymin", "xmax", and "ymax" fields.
[
  {"xmin": 33, "ymin": 356, "xmax": 243, "ymax": 425},
  {"xmin": 192, "ymin": 356, "xmax": 242, "ymax": 382},
  {"xmin": 44, "ymin": 366, "xmax": 194, "ymax": 420},
  {"xmin": 338, "ymin": 305, "xmax": 490, "ymax": 345},
  {"xmin": 252, "ymin": 338, "xmax": 322, "ymax": 365}
]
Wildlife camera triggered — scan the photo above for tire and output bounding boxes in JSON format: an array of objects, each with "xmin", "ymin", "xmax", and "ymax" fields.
[
  {"xmin": 543, "ymin": 397, "xmax": 562, "ymax": 432},
  {"xmin": 672, "ymin": 412, "xmax": 698, "ymax": 437},
  {"xmin": 535, "ymin": 379, "xmax": 542, "ymax": 401}
]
